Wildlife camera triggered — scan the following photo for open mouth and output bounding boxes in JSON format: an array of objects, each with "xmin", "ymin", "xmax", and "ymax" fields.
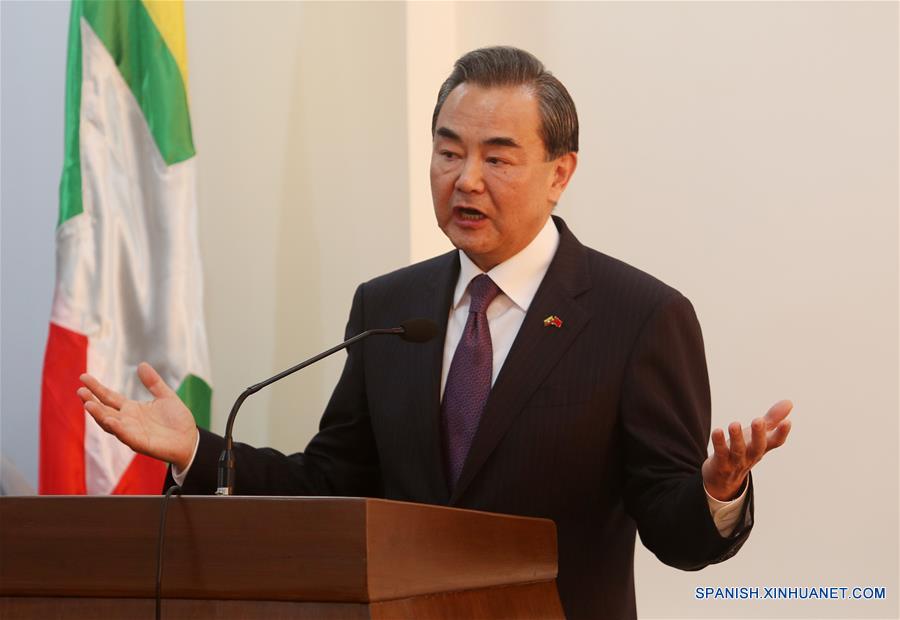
[{"xmin": 455, "ymin": 207, "xmax": 486, "ymax": 221}]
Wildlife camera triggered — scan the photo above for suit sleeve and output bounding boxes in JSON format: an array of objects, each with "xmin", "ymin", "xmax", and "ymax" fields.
[
  {"xmin": 620, "ymin": 293, "xmax": 753, "ymax": 569},
  {"xmin": 171, "ymin": 284, "xmax": 383, "ymax": 497}
]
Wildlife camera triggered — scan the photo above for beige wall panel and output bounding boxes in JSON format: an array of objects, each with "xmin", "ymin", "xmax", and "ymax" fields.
[{"xmin": 184, "ymin": 1, "xmax": 409, "ymax": 453}]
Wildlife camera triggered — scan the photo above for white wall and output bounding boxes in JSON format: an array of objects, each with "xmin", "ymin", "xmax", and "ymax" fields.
[{"xmin": 1, "ymin": 2, "xmax": 896, "ymax": 618}]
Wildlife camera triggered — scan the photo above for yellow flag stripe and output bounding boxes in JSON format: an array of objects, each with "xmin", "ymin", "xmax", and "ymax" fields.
[{"xmin": 141, "ymin": 0, "xmax": 190, "ymax": 90}]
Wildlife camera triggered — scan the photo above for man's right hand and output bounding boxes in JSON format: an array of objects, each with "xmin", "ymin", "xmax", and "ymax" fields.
[{"xmin": 77, "ymin": 362, "xmax": 198, "ymax": 472}]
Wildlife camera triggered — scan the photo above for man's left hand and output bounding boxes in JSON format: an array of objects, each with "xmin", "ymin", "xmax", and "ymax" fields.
[{"xmin": 702, "ymin": 400, "xmax": 793, "ymax": 501}]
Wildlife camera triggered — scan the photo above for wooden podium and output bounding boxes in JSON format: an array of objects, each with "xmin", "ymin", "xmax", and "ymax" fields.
[{"xmin": 0, "ymin": 496, "xmax": 563, "ymax": 619}]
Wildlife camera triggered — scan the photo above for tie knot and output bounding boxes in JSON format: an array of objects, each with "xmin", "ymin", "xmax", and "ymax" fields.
[{"xmin": 467, "ymin": 274, "xmax": 501, "ymax": 314}]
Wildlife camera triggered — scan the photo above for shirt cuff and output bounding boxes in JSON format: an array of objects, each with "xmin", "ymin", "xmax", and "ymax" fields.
[
  {"xmin": 705, "ymin": 479, "xmax": 748, "ymax": 537},
  {"xmin": 171, "ymin": 429, "xmax": 200, "ymax": 487}
]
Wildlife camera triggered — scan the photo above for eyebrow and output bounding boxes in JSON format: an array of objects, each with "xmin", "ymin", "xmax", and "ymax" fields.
[{"xmin": 435, "ymin": 127, "xmax": 522, "ymax": 149}]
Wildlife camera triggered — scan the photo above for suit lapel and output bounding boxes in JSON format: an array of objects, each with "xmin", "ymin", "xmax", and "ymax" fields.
[
  {"xmin": 450, "ymin": 218, "xmax": 593, "ymax": 504},
  {"xmin": 404, "ymin": 251, "xmax": 459, "ymax": 504}
]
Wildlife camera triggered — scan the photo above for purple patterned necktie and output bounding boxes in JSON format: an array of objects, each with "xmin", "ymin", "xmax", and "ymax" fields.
[{"xmin": 442, "ymin": 274, "xmax": 502, "ymax": 489}]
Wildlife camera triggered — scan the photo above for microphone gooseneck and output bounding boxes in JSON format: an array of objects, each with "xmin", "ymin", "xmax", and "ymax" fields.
[{"xmin": 215, "ymin": 318, "xmax": 439, "ymax": 495}]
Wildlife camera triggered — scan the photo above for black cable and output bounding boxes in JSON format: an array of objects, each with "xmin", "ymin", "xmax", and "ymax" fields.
[{"xmin": 156, "ymin": 484, "xmax": 182, "ymax": 620}]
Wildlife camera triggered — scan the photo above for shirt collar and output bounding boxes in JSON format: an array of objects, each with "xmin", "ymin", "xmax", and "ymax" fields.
[{"xmin": 452, "ymin": 216, "xmax": 560, "ymax": 311}]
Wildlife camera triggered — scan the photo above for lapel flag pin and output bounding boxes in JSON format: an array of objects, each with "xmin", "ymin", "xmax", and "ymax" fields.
[{"xmin": 543, "ymin": 315, "xmax": 563, "ymax": 328}]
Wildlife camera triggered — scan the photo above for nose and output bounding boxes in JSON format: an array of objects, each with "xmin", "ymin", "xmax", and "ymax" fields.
[{"xmin": 455, "ymin": 157, "xmax": 485, "ymax": 194}]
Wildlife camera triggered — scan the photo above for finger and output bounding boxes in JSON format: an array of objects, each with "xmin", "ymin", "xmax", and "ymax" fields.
[
  {"xmin": 728, "ymin": 422, "xmax": 746, "ymax": 460},
  {"xmin": 76, "ymin": 387, "xmax": 106, "ymax": 410},
  {"xmin": 764, "ymin": 399, "xmax": 793, "ymax": 429},
  {"xmin": 137, "ymin": 362, "xmax": 175, "ymax": 399},
  {"xmin": 83, "ymin": 398, "xmax": 120, "ymax": 432},
  {"xmin": 711, "ymin": 428, "xmax": 730, "ymax": 460},
  {"xmin": 93, "ymin": 409, "xmax": 124, "ymax": 438},
  {"xmin": 83, "ymin": 400, "xmax": 134, "ymax": 448},
  {"xmin": 76, "ymin": 386, "xmax": 94, "ymax": 404},
  {"xmin": 767, "ymin": 419, "xmax": 792, "ymax": 451},
  {"xmin": 79, "ymin": 373, "xmax": 125, "ymax": 410},
  {"xmin": 747, "ymin": 417, "xmax": 767, "ymax": 461}
]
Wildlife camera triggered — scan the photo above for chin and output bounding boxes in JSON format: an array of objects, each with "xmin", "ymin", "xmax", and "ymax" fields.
[{"xmin": 450, "ymin": 235, "xmax": 489, "ymax": 254}]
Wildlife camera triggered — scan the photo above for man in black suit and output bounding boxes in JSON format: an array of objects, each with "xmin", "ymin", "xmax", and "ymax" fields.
[{"xmin": 79, "ymin": 47, "xmax": 792, "ymax": 619}]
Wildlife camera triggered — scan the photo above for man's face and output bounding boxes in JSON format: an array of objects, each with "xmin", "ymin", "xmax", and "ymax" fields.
[{"xmin": 430, "ymin": 83, "xmax": 577, "ymax": 272}]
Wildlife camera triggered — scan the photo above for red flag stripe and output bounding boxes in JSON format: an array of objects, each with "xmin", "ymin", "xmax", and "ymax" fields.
[
  {"xmin": 39, "ymin": 322, "xmax": 88, "ymax": 494},
  {"xmin": 112, "ymin": 453, "xmax": 167, "ymax": 494}
]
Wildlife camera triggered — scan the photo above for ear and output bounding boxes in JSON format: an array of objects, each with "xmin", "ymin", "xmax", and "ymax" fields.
[{"xmin": 548, "ymin": 152, "xmax": 578, "ymax": 204}]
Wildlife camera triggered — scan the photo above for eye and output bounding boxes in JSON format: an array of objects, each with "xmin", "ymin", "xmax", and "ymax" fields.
[
  {"xmin": 440, "ymin": 150, "xmax": 460, "ymax": 160},
  {"xmin": 486, "ymin": 157, "xmax": 507, "ymax": 166}
]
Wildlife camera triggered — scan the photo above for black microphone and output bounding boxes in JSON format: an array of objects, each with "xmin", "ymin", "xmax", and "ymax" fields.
[{"xmin": 215, "ymin": 318, "xmax": 439, "ymax": 495}]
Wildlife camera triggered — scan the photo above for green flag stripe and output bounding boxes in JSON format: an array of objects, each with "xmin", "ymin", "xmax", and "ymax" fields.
[
  {"xmin": 57, "ymin": 0, "xmax": 195, "ymax": 228},
  {"xmin": 176, "ymin": 374, "xmax": 212, "ymax": 430},
  {"xmin": 83, "ymin": 0, "xmax": 194, "ymax": 164},
  {"xmin": 58, "ymin": 0, "xmax": 85, "ymax": 227}
]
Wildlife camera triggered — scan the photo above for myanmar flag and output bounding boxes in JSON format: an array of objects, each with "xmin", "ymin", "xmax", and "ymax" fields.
[{"xmin": 39, "ymin": 0, "xmax": 211, "ymax": 495}]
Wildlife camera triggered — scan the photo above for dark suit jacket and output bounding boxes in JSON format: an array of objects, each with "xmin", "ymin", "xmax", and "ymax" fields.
[{"xmin": 175, "ymin": 216, "xmax": 752, "ymax": 619}]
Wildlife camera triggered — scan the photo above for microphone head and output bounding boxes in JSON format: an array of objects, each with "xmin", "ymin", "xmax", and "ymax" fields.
[{"xmin": 399, "ymin": 318, "xmax": 440, "ymax": 343}]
